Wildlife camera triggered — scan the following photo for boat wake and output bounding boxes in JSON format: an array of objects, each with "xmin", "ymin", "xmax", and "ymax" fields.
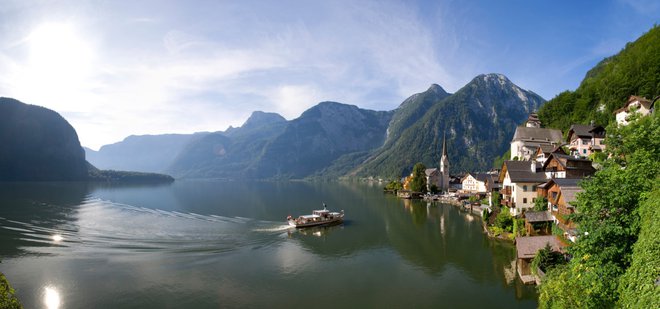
[
  {"xmin": 252, "ymin": 225, "xmax": 293, "ymax": 233},
  {"xmin": 0, "ymin": 198, "xmax": 286, "ymax": 258}
]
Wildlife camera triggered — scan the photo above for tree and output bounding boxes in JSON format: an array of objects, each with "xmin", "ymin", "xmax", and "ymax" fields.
[
  {"xmin": 0, "ymin": 272, "xmax": 22, "ymax": 309},
  {"xmin": 533, "ymin": 197, "xmax": 548, "ymax": 211},
  {"xmin": 539, "ymin": 111, "xmax": 660, "ymax": 307},
  {"xmin": 617, "ymin": 184, "xmax": 660, "ymax": 308},
  {"xmin": 409, "ymin": 162, "xmax": 427, "ymax": 193},
  {"xmin": 495, "ymin": 210, "xmax": 513, "ymax": 232},
  {"xmin": 532, "ymin": 243, "xmax": 566, "ymax": 274},
  {"xmin": 491, "ymin": 191, "xmax": 501, "ymax": 210},
  {"xmin": 384, "ymin": 180, "xmax": 403, "ymax": 192}
]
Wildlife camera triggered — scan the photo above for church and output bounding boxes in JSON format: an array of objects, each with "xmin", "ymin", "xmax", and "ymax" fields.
[{"xmin": 425, "ymin": 134, "xmax": 451, "ymax": 193}]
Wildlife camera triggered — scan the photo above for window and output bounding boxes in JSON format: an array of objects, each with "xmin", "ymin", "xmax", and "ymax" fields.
[
  {"xmin": 551, "ymin": 192, "xmax": 558, "ymax": 200},
  {"xmin": 583, "ymin": 149, "xmax": 587, "ymax": 154},
  {"xmin": 523, "ymin": 198, "xmax": 528, "ymax": 204},
  {"xmin": 523, "ymin": 185, "xmax": 528, "ymax": 192},
  {"xmin": 532, "ymin": 198, "xmax": 536, "ymax": 202},
  {"xmin": 532, "ymin": 185, "xmax": 537, "ymax": 191}
]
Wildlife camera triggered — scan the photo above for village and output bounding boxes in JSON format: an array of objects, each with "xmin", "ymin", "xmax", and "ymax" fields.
[{"xmin": 387, "ymin": 95, "xmax": 656, "ymax": 285}]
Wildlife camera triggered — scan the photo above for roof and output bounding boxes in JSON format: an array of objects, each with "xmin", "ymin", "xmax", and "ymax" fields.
[
  {"xmin": 499, "ymin": 160, "xmax": 544, "ymax": 183},
  {"xmin": 524, "ymin": 211, "xmax": 553, "ymax": 223},
  {"xmin": 568, "ymin": 124, "xmax": 594, "ymax": 139},
  {"xmin": 508, "ymin": 170, "xmax": 547, "ymax": 183},
  {"xmin": 516, "ymin": 236, "xmax": 566, "ymax": 259},
  {"xmin": 561, "ymin": 188, "xmax": 582, "ymax": 205},
  {"xmin": 425, "ymin": 168, "xmax": 438, "ymax": 176},
  {"xmin": 512, "ymin": 126, "xmax": 563, "ymax": 143},
  {"xmin": 505, "ymin": 160, "xmax": 540, "ymax": 171},
  {"xmin": 614, "ymin": 95, "xmax": 652, "ymax": 114},
  {"xmin": 588, "ymin": 125, "xmax": 606, "ymax": 134},
  {"xmin": 542, "ymin": 153, "xmax": 594, "ymax": 170},
  {"xmin": 551, "ymin": 178, "xmax": 581, "ymax": 188},
  {"xmin": 536, "ymin": 144, "xmax": 556, "ymax": 154}
]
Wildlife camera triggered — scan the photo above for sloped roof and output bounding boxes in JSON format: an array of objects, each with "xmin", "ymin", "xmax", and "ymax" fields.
[
  {"xmin": 505, "ymin": 160, "xmax": 539, "ymax": 171},
  {"xmin": 500, "ymin": 160, "xmax": 544, "ymax": 183},
  {"xmin": 568, "ymin": 124, "xmax": 594, "ymax": 139},
  {"xmin": 561, "ymin": 188, "xmax": 582, "ymax": 205},
  {"xmin": 524, "ymin": 211, "xmax": 553, "ymax": 223},
  {"xmin": 508, "ymin": 170, "xmax": 547, "ymax": 183},
  {"xmin": 512, "ymin": 127, "xmax": 563, "ymax": 143},
  {"xmin": 425, "ymin": 168, "xmax": 438, "ymax": 177},
  {"xmin": 551, "ymin": 178, "xmax": 581, "ymax": 188},
  {"xmin": 614, "ymin": 95, "xmax": 652, "ymax": 114},
  {"xmin": 516, "ymin": 235, "xmax": 566, "ymax": 259},
  {"xmin": 542, "ymin": 153, "xmax": 594, "ymax": 170}
]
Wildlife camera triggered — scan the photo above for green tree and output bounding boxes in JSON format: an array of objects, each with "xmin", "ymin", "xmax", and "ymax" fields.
[
  {"xmin": 532, "ymin": 243, "xmax": 567, "ymax": 274},
  {"xmin": 495, "ymin": 210, "xmax": 513, "ymax": 233},
  {"xmin": 409, "ymin": 162, "xmax": 427, "ymax": 193},
  {"xmin": 491, "ymin": 191, "xmax": 501, "ymax": 210},
  {"xmin": 617, "ymin": 184, "xmax": 660, "ymax": 308},
  {"xmin": 539, "ymin": 111, "xmax": 660, "ymax": 308},
  {"xmin": 533, "ymin": 197, "xmax": 548, "ymax": 211},
  {"xmin": 384, "ymin": 180, "xmax": 403, "ymax": 192}
]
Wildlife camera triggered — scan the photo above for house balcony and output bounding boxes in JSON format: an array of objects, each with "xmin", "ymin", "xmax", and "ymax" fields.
[{"xmin": 501, "ymin": 199, "xmax": 515, "ymax": 208}]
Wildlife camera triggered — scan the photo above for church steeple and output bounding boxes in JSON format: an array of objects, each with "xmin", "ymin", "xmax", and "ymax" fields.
[{"xmin": 440, "ymin": 132, "xmax": 449, "ymax": 174}]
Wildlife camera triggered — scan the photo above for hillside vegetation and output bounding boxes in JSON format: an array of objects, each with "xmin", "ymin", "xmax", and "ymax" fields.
[
  {"xmin": 538, "ymin": 25, "xmax": 660, "ymax": 131},
  {"xmin": 539, "ymin": 110, "xmax": 659, "ymax": 308}
]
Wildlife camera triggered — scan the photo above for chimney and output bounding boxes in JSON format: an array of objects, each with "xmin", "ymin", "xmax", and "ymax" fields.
[{"xmin": 531, "ymin": 160, "xmax": 536, "ymax": 173}]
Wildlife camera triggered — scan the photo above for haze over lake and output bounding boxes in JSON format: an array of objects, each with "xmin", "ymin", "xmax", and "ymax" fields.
[{"xmin": 0, "ymin": 181, "xmax": 536, "ymax": 308}]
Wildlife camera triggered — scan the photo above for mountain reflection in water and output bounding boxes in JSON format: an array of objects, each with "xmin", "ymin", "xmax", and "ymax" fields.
[{"xmin": 0, "ymin": 181, "xmax": 537, "ymax": 308}]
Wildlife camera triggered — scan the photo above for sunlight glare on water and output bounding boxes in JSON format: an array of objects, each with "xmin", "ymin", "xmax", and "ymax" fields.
[{"xmin": 44, "ymin": 286, "xmax": 61, "ymax": 309}]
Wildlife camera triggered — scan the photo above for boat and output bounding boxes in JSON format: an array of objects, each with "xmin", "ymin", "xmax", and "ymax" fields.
[{"xmin": 287, "ymin": 204, "xmax": 344, "ymax": 228}]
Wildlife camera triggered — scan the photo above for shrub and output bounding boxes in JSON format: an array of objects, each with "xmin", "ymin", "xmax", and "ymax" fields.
[{"xmin": 0, "ymin": 272, "xmax": 22, "ymax": 309}]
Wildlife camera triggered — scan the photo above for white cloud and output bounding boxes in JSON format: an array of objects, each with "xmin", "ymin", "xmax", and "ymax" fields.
[{"xmin": 0, "ymin": 1, "xmax": 457, "ymax": 149}]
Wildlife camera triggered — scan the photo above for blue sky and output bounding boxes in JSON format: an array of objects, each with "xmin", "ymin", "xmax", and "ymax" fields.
[{"xmin": 0, "ymin": 0, "xmax": 658, "ymax": 149}]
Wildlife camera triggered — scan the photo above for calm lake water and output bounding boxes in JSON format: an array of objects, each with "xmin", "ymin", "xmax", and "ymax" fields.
[{"xmin": 0, "ymin": 181, "xmax": 537, "ymax": 308}]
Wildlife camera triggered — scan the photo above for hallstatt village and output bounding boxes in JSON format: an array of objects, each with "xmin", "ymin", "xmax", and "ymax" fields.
[{"xmin": 388, "ymin": 94, "xmax": 656, "ymax": 285}]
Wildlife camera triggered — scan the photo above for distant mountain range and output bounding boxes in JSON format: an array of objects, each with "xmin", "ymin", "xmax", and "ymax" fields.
[
  {"xmin": 85, "ymin": 73, "xmax": 544, "ymax": 180},
  {"xmin": 0, "ymin": 97, "xmax": 173, "ymax": 183}
]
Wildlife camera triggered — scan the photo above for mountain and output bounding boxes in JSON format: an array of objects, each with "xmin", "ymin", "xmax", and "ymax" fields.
[
  {"xmin": 167, "ymin": 111, "xmax": 289, "ymax": 178},
  {"xmin": 0, "ymin": 97, "xmax": 174, "ymax": 183},
  {"xmin": 386, "ymin": 84, "xmax": 450, "ymax": 146},
  {"xmin": 0, "ymin": 97, "xmax": 89, "ymax": 181},
  {"xmin": 538, "ymin": 25, "xmax": 660, "ymax": 131},
  {"xmin": 249, "ymin": 102, "xmax": 392, "ymax": 179},
  {"xmin": 168, "ymin": 104, "xmax": 392, "ymax": 179},
  {"xmin": 352, "ymin": 74, "xmax": 545, "ymax": 178},
  {"xmin": 85, "ymin": 133, "xmax": 208, "ymax": 173}
]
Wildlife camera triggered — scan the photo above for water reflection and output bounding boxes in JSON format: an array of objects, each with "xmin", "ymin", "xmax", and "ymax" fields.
[
  {"xmin": 43, "ymin": 286, "xmax": 61, "ymax": 309},
  {"xmin": 0, "ymin": 181, "xmax": 537, "ymax": 308}
]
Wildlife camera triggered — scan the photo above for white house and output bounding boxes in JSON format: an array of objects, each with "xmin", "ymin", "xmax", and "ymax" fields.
[
  {"xmin": 615, "ymin": 95, "xmax": 653, "ymax": 126},
  {"xmin": 499, "ymin": 160, "xmax": 547, "ymax": 216},
  {"xmin": 461, "ymin": 173, "xmax": 488, "ymax": 193},
  {"xmin": 510, "ymin": 114, "xmax": 563, "ymax": 161}
]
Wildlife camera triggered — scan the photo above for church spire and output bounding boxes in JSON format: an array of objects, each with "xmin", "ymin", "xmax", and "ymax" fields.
[
  {"xmin": 441, "ymin": 131, "xmax": 448, "ymax": 158},
  {"xmin": 440, "ymin": 131, "xmax": 449, "ymax": 174}
]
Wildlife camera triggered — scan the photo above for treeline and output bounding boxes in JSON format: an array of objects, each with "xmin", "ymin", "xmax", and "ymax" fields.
[
  {"xmin": 88, "ymin": 169, "xmax": 174, "ymax": 183},
  {"xmin": 538, "ymin": 25, "xmax": 660, "ymax": 132}
]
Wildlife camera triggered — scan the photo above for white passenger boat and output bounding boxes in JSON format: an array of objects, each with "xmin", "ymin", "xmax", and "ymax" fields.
[{"xmin": 287, "ymin": 204, "xmax": 344, "ymax": 228}]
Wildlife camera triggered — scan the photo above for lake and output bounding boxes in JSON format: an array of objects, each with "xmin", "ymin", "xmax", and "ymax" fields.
[{"xmin": 0, "ymin": 181, "xmax": 537, "ymax": 308}]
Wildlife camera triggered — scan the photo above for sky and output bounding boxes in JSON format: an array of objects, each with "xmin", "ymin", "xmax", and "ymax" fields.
[{"xmin": 0, "ymin": 0, "xmax": 658, "ymax": 149}]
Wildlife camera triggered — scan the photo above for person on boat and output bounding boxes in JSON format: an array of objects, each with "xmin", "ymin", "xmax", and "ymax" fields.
[{"xmin": 323, "ymin": 202, "xmax": 327, "ymax": 210}]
